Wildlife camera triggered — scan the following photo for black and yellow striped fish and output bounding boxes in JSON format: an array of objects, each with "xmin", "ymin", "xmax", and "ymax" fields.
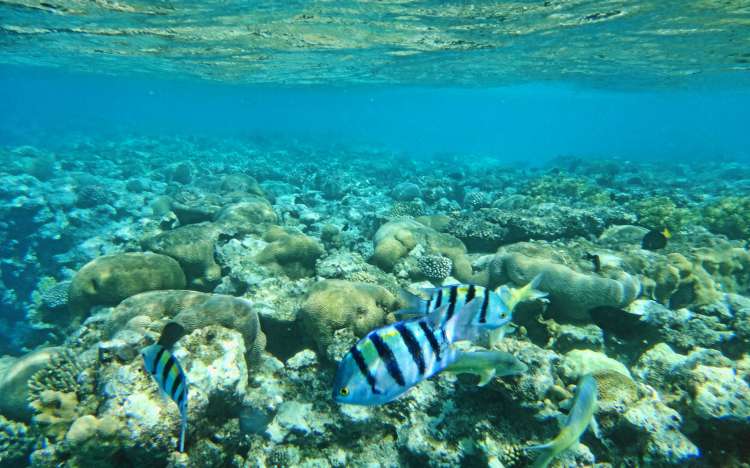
[{"xmin": 141, "ymin": 322, "xmax": 188, "ymax": 452}]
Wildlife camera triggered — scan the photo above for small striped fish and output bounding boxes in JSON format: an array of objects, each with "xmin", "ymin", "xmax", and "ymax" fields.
[
  {"xmin": 141, "ymin": 322, "xmax": 188, "ymax": 452},
  {"xmin": 399, "ymin": 275, "xmax": 546, "ymax": 342},
  {"xmin": 332, "ymin": 304, "xmax": 527, "ymax": 406}
]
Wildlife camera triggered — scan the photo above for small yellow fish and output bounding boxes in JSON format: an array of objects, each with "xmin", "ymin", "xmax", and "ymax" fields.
[{"xmin": 526, "ymin": 374, "xmax": 598, "ymax": 468}]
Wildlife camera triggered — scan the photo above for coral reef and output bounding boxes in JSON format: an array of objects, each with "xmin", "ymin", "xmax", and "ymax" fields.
[
  {"xmin": 299, "ymin": 280, "xmax": 398, "ymax": 355},
  {"xmin": 141, "ymin": 223, "xmax": 221, "ymax": 290},
  {"xmin": 0, "ymin": 347, "xmax": 65, "ymax": 422},
  {"xmin": 1, "ymin": 135, "xmax": 748, "ymax": 467},
  {"xmin": 68, "ymin": 252, "xmax": 186, "ymax": 321},
  {"xmin": 255, "ymin": 226, "xmax": 324, "ymax": 279},
  {"xmin": 490, "ymin": 252, "xmax": 641, "ymax": 321}
]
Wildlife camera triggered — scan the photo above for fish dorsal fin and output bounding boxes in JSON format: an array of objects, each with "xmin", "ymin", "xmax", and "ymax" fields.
[{"xmin": 158, "ymin": 322, "xmax": 186, "ymax": 349}]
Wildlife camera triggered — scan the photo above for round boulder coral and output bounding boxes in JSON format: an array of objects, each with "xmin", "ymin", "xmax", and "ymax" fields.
[
  {"xmin": 105, "ymin": 290, "xmax": 266, "ymax": 365},
  {"xmin": 68, "ymin": 252, "xmax": 186, "ymax": 321},
  {"xmin": 141, "ymin": 223, "xmax": 221, "ymax": 290},
  {"xmin": 493, "ymin": 253, "xmax": 641, "ymax": 321},
  {"xmin": 256, "ymin": 227, "xmax": 324, "ymax": 279},
  {"xmin": 371, "ymin": 219, "xmax": 474, "ymax": 282},
  {"xmin": 299, "ymin": 280, "xmax": 399, "ymax": 354},
  {"xmin": 215, "ymin": 198, "xmax": 277, "ymax": 235}
]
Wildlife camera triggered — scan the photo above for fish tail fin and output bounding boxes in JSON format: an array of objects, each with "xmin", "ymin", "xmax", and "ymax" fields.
[
  {"xmin": 179, "ymin": 408, "xmax": 188, "ymax": 453},
  {"xmin": 503, "ymin": 273, "xmax": 547, "ymax": 310},
  {"xmin": 525, "ymin": 441, "xmax": 557, "ymax": 468}
]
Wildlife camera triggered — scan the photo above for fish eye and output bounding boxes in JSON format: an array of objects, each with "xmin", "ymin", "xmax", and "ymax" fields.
[{"xmin": 339, "ymin": 387, "xmax": 350, "ymax": 397}]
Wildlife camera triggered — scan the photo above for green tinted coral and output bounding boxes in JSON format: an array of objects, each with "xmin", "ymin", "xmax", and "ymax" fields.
[
  {"xmin": 68, "ymin": 252, "xmax": 186, "ymax": 320},
  {"xmin": 701, "ymin": 196, "xmax": 750, "ymax": 240},
  {"xmin": 629, "ymin": 196, "xmax": 694, "ymax": 231}
]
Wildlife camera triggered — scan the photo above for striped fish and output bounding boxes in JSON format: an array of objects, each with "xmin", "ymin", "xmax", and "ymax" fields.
[
  {"xmin": 399, "ymin": 275, "xmax": 546, "ymax": 342},
  {"xmin": 332, "ymin": 304, "xmax": 527, "ymax": 406},
  {"xmin": 141, "ymin": 322, "xmax": 188, "ymax": 452}
]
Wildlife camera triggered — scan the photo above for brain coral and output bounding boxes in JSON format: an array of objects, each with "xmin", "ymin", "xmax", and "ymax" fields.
[
  {"xmin": 299, "ymin": 280, "xmax": 399, "ymax": 353},
  {"xmin": 256, "ymin": 226, "xmax": 324, "ymax": 279},
  {"xmin": 492, "ymin": 253, "xmax": 641, "ymax": 321},
  {"xmin": 68, "ymin": 252, "xmax": 186, "ymax": 320},
  {"xmin": 215, "ymin": 198, "xmax": 278, "ymax": 235},
  {"xmin": 141, "ymin": 223, "xmax": 221, "ymax": 290}
]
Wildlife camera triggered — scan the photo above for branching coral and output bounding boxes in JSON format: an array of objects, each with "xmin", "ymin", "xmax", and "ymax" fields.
[{"xmin": 418, "ymin": 255, "xmax": 452, "ymax": 283}]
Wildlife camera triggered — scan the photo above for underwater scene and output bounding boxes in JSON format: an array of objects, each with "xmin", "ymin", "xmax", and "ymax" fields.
[{"xmin": 1, "ymin": 1, "xmax": 750, "ymax": 467}]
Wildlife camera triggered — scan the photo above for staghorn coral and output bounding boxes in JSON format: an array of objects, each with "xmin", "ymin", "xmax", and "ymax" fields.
[
  {"xmin": 27, "ymin": 349, "xmax": 85, "ymax": 419},
  {"xmin": 417, "ymin": 254, "xmax": 453, "ymax": 283},
  {"xmin": 299, "ymin": 280, "xmax": 398, "ymax": 354},
  {"xmin": 141, "ymin": 223, "xmax": 221, "ymax": 290},
  {"xmin": 256, "ymin": 226, "xmax": 324, "ymax": 279},
  {"xmin": 68, "ymin": 252, "xmax": 186, "ymax": 320}
]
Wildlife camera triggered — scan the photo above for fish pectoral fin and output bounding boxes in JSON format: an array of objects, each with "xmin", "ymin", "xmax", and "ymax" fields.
[
  {"xmin": 590, "ymin": 416, "xmax": 602, "ymax": 439},
  {"xmin": 525, "ymin": 441, "xmax": 554, "ymax": 452},
  {"xmin": 444, "ymin": 351, "xmax": 521, "ymax": 386},
  {"xmin": 476, "ymin": 368, "xmax": 495, "ymax": 387}
]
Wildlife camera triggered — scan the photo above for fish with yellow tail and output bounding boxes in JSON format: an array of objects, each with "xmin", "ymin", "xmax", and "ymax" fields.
[
  {"xmin": 397, "ymin": 275, "xmax": 547, "ymax": 345},
  {"xmin": 526, "ymin": 373, "xmax": 599, "ymax": 468},
  {"xmin": 333, "ymin": 300, "xmax": 528, "ymax": 406},
  {"xmin": 141, "ymin": 322, "xmax": 189, "ymax": 452}
]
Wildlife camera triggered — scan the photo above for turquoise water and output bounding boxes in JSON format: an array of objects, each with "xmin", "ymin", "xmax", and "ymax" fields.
[{"xmin": 1, "ymin": 1, "xmax": 750, "ymax": 467}]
